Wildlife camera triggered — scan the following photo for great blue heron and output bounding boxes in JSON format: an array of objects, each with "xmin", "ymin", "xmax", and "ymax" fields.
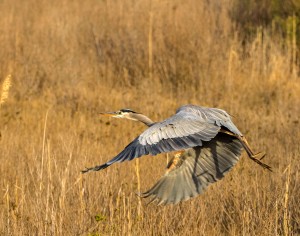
[{"xmin": 82, "ymin": 105, "xmax": 271, "ymax": 205}]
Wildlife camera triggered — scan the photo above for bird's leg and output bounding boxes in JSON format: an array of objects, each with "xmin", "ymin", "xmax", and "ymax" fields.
[
  {"xmin": 220, "ymin": 129, "xmax": 272, "ymax": 171},
  {"xmin": 166, "ymin": 151, "xmax": 184, "ymax": 173},
  {"xmin": 237, "ymin": 136, "xmax": 264, "ymax": 159}
]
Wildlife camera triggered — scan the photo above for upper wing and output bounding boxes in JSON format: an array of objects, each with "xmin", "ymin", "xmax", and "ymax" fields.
[
  {"xmin": 176, "ymin": 105, "xmax": 242, "ymax": 136},
  {"xmin": 139, "ymin": 133, "xmax": 243, "ymax": 205},
  {"xmin": 82, "ymin": 105, "xmax": 242, "ymax": 172}
]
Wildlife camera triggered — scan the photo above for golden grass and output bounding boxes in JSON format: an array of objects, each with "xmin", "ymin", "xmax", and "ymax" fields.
[
  {"xmin": 0, "ymin": 74, "xmax": 11, "ymax": 107},
  {"xmin": 0, "ymin": 0, "xmax": 299, "ymax": 235}
]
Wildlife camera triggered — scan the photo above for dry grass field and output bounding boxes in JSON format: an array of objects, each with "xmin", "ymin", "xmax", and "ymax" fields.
[{"xmin": 0, "ymin": 0, "xmax": 299, "ymax": 235}]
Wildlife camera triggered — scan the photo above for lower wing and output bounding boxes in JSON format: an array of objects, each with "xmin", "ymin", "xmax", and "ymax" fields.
[{"xmin": 139, "ymin": 133, "xmax": 243, "ymax": 205}]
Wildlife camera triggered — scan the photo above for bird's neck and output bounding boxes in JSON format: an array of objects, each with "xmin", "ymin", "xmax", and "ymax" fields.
[{"xmin": 132, "ymin": 113, "xmax": 155, "ymax": 127}]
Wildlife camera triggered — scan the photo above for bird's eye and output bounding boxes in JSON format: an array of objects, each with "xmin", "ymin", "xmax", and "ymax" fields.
[{"xmin": 118, "ymin": 111, "xmax": 122, "ymax": 115}]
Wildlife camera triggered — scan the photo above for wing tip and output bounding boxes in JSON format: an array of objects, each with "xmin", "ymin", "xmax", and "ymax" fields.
[{"xmin": 81, "ymin": 163, "xmax": 109, "ymax": 174}]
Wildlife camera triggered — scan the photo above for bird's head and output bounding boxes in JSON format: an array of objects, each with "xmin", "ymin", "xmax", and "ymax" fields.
[{"xmin": 99, "ymin": 109, "xmax": 140, "ymax": 121}]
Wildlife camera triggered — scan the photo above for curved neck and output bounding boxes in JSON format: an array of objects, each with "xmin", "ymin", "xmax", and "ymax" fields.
[{"xmin": 131, "ymin": 113, "xmax": 155, "ymax": 127}]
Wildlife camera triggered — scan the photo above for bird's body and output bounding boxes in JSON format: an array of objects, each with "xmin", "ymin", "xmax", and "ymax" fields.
[{"xmin": 83, "ymin": 105, "xmax": 271, "ymax": 205}]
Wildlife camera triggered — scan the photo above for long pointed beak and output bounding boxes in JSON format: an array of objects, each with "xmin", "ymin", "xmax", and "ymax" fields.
[{"xmin": 99, "ymin": 112, "xmax": 117, "ymax": 117}]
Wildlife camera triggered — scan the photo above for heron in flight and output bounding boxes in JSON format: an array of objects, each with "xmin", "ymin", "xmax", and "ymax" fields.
[{"xmin": 82, "ymin": 105, "xmax": 271, "ymax": 205}]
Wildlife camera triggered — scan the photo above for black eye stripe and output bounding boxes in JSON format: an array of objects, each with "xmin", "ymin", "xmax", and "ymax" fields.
[{"xmin": 120, "ymin": 109, "xmax": 137, "ymax": 113}]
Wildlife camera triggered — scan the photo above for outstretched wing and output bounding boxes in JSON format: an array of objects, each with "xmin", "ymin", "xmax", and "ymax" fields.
[
  {"xmin": 140, "ymin": 133, "xmax": 243, "ymax": 205},
  {"xmin": 82, "ymin": 105, "xmax": 242, "ymax": 173}
]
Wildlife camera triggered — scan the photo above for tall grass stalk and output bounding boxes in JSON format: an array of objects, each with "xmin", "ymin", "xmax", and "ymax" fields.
[{"xmin": 283, "ymin": 164, "xmax": 291, "ymax": 236}]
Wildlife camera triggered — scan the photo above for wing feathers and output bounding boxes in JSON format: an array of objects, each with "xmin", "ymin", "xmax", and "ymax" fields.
[
  {"xmin": 83, "ymin": 105, "xmax": 242, "ymax": 173},
  {"xmin": 140, "ymin": 133, "xmax": 243, "ymax": 205}
]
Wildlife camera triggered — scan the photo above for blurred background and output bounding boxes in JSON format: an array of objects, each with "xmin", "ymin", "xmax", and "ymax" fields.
[{"xmin": 0, "ymin": 0, "xmax": 299, "ymax": 235}]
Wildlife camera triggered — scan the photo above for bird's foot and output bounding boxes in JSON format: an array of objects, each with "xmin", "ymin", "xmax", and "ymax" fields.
[
  {"xmin": 250, "ymin": 152, "xmax": 266, "ymax": 160},
  {"xmin": 248, "ymin": 152, "xmax": 272, "ymax": 171}
]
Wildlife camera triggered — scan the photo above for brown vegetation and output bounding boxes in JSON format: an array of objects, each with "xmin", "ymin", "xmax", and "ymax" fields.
[{"xmin": 0, "ymin": 0, "xmax": 299, "ymax": 235}]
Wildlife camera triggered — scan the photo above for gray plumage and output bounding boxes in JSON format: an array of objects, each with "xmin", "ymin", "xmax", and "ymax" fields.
[
  {"xmin": 139, "ymin": 133, "xmax": 243, "ymax": 205},
  {"xmin": 82, "ymin": 104, "xmax": 271, "ymax": 204},
  {"xmin": 84, "ymin": 105, "xmax": 242, "ymax": 171}
]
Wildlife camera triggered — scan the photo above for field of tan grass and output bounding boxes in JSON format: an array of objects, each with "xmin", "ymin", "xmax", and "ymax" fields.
[{"xmin": 0, "ymin": 0, "xmax": 299, "ymax": 235}]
